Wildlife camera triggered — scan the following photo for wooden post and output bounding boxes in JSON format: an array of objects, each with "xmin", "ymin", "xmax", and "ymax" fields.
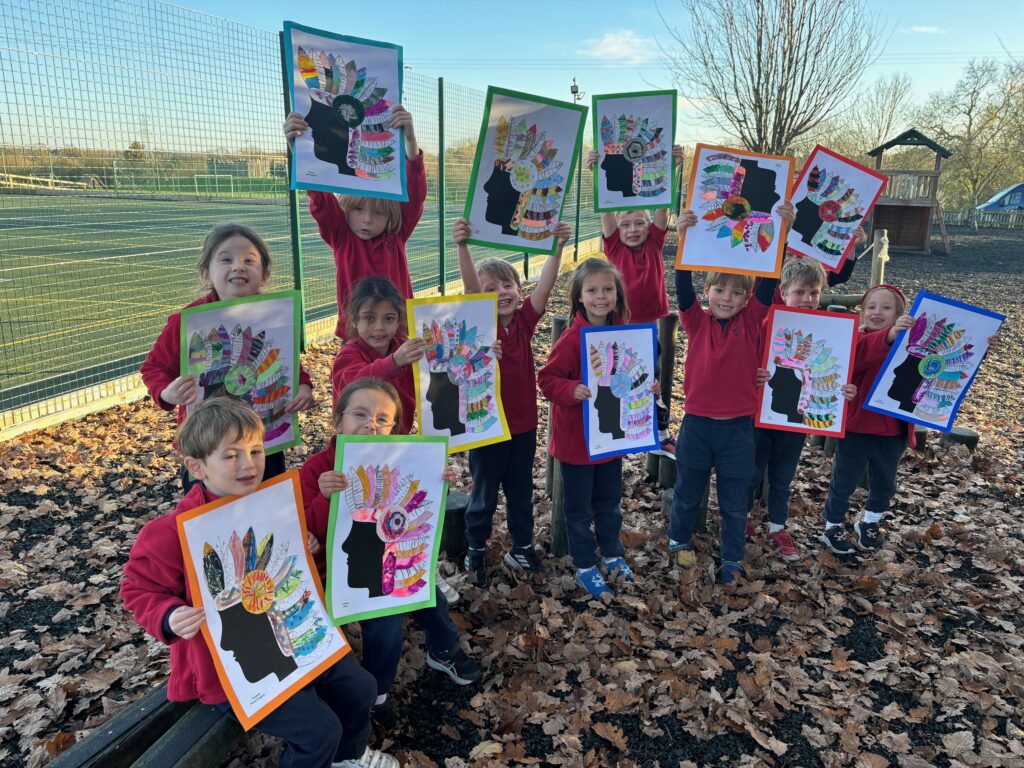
[
  {"xmin": 869, "ymin": 228, "xmax": 888, "ymax": 287},
  {"xmin": 545, "ymin": 316, "xmax": 568, "ymax": 499},
  {"xmin": 645, "ymin": 314, "xmax": 679, "ymax": 486},
  {"xmin": 659, "ymin": 481, "xmax": 709, "ymax": 535},
  {"xmin": 546, "ymin": 316, "xmax": 569, "ymax": 557}
]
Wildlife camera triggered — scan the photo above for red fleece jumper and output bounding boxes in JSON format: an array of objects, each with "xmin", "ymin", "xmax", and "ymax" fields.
[
  {"xmin": 601, "ymin": 225, "xmax": 669, "ymax": 324},
  {"xmin": 299, "ymin": 438, "xmax": 337, "ymax": 581},
  {"xmin": 538, "ymin": 313, "xmax": 621, "ymax": 466},
  {"xmin": 140, "ymin": 291, "xmax": 313, "ymax": 430},
  {"xmin": 496, "ymin": 299, "xmax": 545, "ymax": 435},
  {"xmin": 846, "ymin": 327, "xmax": 916, "ymax": 448},
  {"xmin": 308, "ymin": 152, "xmax": 427, "ymax": 339},
  {"xmin": 330, "ymin": 336, "xmax": 415, "ymax": 434},
  {"xmin": 120, "ymin": 484, "xmax": 230, "ymax": 704}
]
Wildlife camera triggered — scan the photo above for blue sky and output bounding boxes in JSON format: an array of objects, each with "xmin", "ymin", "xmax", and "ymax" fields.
[{"xmin": 175, "ymin": 0, "xmax": 1024, "ymax": 144}]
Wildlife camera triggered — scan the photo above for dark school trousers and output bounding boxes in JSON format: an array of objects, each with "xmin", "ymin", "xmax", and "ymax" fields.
[
  {"xmin": 215, "ymin": 652, "xmax": 375, "ymax": 768},
  {"xmin": 358, "ymin": 586, "xmax": 458, "ymax": 695},
  {"xmin": 824, "ymin": 431, "xmax": 904, "ymax": 524},
  {"xmin": 465, "ymin": 429, "xmax": 537, "ymax": 550},
  {"xmin": 669, "ymin": 414, "xmax": 753, "ymax": 565},
  {"xmin": 181, "ymin": 451, "xmax": 285, "ymax": 494},
  {"xmin": 748, "ymin": 427, "xmax": 806, "ymax": 526},
  {"xmin": 655, "ymin": 338, "xmax": 669, "ymax": 433},
  {"xmin": 559, "ymin": 459, "xmax": 624, "ymax": 570}
]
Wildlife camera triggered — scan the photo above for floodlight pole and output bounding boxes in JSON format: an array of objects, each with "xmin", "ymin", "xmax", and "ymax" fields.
[{"xmin": 570, "ymin": 78, "xmax": 584, "ymax": 262}]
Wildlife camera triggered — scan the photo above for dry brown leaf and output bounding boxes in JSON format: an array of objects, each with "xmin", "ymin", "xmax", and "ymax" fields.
[{"xmin": 592, "ymin": 722, "xmax": 628, "ymax": 751}]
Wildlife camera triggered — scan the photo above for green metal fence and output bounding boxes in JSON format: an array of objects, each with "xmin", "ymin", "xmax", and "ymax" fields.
[{"xmin": 0, "ymin": 0, "xmax": 604, "ymax": 434}]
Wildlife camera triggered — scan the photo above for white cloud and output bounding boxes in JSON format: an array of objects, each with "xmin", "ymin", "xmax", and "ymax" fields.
[
  {"xmin": 904, "ymin": 25, "xmax": 947, "ymax": 34},
  {"xmin": 575, "ymin": 31, "xmax": 659, "ymax": 65}
]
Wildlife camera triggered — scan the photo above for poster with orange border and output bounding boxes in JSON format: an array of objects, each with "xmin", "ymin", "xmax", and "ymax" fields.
[
  {"xmin": 177, "ymin": 471, "xmax": 350, "ymax": 730},
  {"xmin": 676, "ymin": 143, "xmax": 795, "ymax": 277}
]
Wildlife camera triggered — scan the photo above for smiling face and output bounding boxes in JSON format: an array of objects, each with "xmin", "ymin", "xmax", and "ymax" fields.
[
  {"xmin": 184, "ymin": 428, "xmax": 265, "ymax": 498},
  {"xmin": 581, "ymin": 271, "xmax": 618, "ymax": 325},
  {"xmin": 617, "ymin": 210, "xmax": 651, "ymax": 249},
  {"xmin": 354, "ymin": 299, "xmax": 401, "ymax": 355},
  {"xmin": 346, "ymin": 200, "xmax": 390, "ymax": 240},
  {"xmin": 479, "ymin": 273, "xmax": 522, "ymax": 323},
  {"xmin": 781, "ymin": 280, "xmax": 822, "ymax": 310},
  {"xmin": 861, "ymin": 288, "xmax": 901, "ymax": 331},
  {"xmin": 202, "ymin": 235, "xmax": 268, "ymax": 300},
  {"xmin": 705, "ymin": 278, "xmax": 751, "ymax": 320},
  {"xmin": 336, "ymin": 387, "xmax": 399, "ymax": 437}
]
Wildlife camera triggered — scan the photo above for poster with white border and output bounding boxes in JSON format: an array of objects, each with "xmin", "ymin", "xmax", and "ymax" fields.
[
  {"xmin": 283, "ymin": 21, "xmax": 407, "ymax": 201},
  {"xmin": 177, "ymin": 473, "xmax": 349, "ymax": 731},
  {"xmin": 580, "ymin": 323, "xmax": 659, "ymax": 460}
]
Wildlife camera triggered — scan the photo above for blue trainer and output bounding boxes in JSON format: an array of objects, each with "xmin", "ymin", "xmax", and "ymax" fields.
[
  {"xmin": 602, "ymin": 557, "xmax": 634, "ymax": 582},
  {"xmin": 575, "ymin": 566, "xmax": 615, "ymax": 599},
  {"xmin": 718, "ymin": 561, "xmax": 744, "ymax": 585}
]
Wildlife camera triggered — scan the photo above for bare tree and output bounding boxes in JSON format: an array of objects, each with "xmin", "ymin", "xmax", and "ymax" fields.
[{"xmin": 661, "ymin": 0, "xmax": 885, "ymax": 154}]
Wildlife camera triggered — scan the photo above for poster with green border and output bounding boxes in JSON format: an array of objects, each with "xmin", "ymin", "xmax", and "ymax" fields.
[
  {"xmin": 180, "ymin": 290, "xmax": 303, "ymax": 455},
  {"xmin": 463, "ymin": 86, "xmax": 588, "ymax": 256},
  {"xmin": 592, "ymin": 90, "xmax": 678, "ymax": 213},
  {"xmin": 325, "ymin": 434, "xmax": 448, "ymax": 624},
  {"xmin": 407, "ymin": 293, "xmax": 511, "ymax": 453}
]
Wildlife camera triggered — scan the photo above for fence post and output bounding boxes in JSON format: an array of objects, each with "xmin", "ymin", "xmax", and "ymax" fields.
[
  {"xmin": 869, "ymin": 228, "xmax": 888, "ymax": 288},
  {"xmin": 574, "ymin": 148, "xmax": 582, "ymax": 262},
  {"xmin": 279, "ymin": 31, "xmax": 306, "ymax": 348},
  {"xmin": 546, "ymin": 316, "xmax": 569, "ymax": 557},
  {"xmin": 645, "ymin": 314, "xmax": 678, "ymax": 488},
  {"xmin": 437, "ymin": 77, "xmax": 446, "ymax": 295}
]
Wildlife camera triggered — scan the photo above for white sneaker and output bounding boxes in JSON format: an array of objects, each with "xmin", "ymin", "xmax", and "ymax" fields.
[
  {"xmin": 437, "ymin": 573, "xmax": 460, "ymax": 605},
  {"xmin": 333, "ymin": 747, "xmax": 399, "ymax": 768}
]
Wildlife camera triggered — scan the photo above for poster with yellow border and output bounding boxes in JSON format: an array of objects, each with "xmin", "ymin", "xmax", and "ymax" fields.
[{"xmin": 407, "ymin": 293, "xmax": 510, "ymax": 453}]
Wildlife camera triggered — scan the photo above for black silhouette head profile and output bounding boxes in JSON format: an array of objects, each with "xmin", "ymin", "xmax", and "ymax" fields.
[
  {"xmin": 738, "ymin": 159, "xmax": 781, "ymax": 213},
  {"xmin": 341, "ymin": 520, "xmax": 386, "ymax": 598},
  {"xmin": 887, "ymin": 355, "xmax": 924, "ymax": 412},
  {"xmin": 304, "ymin": 99, "xmax": 357, "ymax": 176},
  {"xmin": 594, "ymin": 385, "xmax": 625, "ymax": 439},
  {"xmin": 792, "ymin": 197, "xmax": 824, "ymax": 246},
  {"xmin": 426, "ymin": 371, "xmax": 466, "ymax": 436},
  {"xmin": 483, "ymin": 164, "xmax": 519, "ymax": 235},
  {"xmin": 601, "ymin": 154, "xmax": 636, "ymax": 197},
  {"xmin": 218, "ymin": 602, "xmax": 297, "ymax": 683},
  {"xmin": 768, "ymin": 366, "xmax": 804, "ymax": 423}
]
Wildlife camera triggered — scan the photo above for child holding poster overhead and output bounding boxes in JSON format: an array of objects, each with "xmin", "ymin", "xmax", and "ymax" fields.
[
  {"xmin": 586, "ymin": 146, "xmax": 684, "ymax": 457},
  {"xmin": 121, "ymin": 398, "xmax": 396, "ymax": 768},
  {"xmin": 454, "ymin": 217, "xmax": 571, "ymax": 587},
  {"xmin": 283, "ymin": 106, "xmax": 425, "ymax": 340},
  {"xmin": 140, "ymin": 223, "xmax": 315, "ymax": 491},
  {"xmin": 300, "ymin": 378, "xmax": 482, "ymax": 727}
]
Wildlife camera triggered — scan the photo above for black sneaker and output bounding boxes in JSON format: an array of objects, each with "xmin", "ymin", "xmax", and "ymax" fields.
[
  {"xmin": 853, "ymin": 520, "xmax": 882, "ymax": 551},
  {"xmin": 426, "ymin": 645, "xmax": 482, "ymax": 685},
  {"xmin": 504, "ymin": 546, "xmax": 544, "ymax": 573},
  {"xmin": 464, "ymin": 548, "xmax": 489, "ymax": 587},
  {"xmin": 820, "ymin": 525, "xmax": 855, "ymax": 555},
  {"xmin": 371, "ymin": 698, "xmax": 396, "ymax": 728}
]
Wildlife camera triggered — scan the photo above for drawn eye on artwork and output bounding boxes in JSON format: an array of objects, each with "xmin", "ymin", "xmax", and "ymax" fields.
[
  {"xmin": 698, "ymin": 153, "xmax": 781, "ymax": 252},
  {"xmin": 340, "ymin": 464, "xmax": 433, "ymax": 599},
  {"xmin": 599, "ymin": 114, "xmax": 669, "ymax": 199},
  {"xmin": 791, "ymin": 165, "xmax": 866, "ymax": 257},
  {"xmin": 886, "ymin": 313, "xmax": 974, "ymax": 420},
  {"xmin": 203, "ymin": 527, "xmax": 328, "ymax": 683},
  {"xmin": 420, "ymin": 318, "xmax": 498, "ymax": 436},
  {"xmin": 588, "ymin": 341, "xmax": 653, "ymax": 440},
  {"xmin": 484, "ymin": 115, "xmax": 565, "ymax": 240},
  {"xmin": 296, "ymin": 46, "xmax": 395, "ymax": 180},
  {"xmin": 768, "ymin": 328, "xmax": 842, "ymax": 428},
  {"xmin": 188, "ymin": 324, "xmax": 293, "ymax": 441}
]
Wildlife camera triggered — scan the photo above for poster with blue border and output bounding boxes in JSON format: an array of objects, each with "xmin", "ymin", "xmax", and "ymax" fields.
[
  {"xmin": 863, "ymin": 291, "xmax": 1004, "ymax": 433},
  {"xmin": 580, "ymin": 323, "xmax": 659, "ymax": 460},
  {"xmin": 283, "ymin": 21, "xmax": 407, "ymax": 201}
]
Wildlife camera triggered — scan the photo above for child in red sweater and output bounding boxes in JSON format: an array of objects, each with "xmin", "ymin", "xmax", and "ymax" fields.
[
  {"xmin": 121, "ymin": 397, "xmax": 395, "ymax": 768},
  {"xmin": 539, "ymin": 259, "xmax": 658, "ymax": 600},
  {"xmin": 586, "ymin": 146, "xmax": 684, "ymax": 456},
  {"xmin": 284, "ymin": 106, "xmax": 425, "ymax": 339},
  {"xmin": 454, "ymin": 217, "xmax": 570, "ymax": 587},
  {"xmin": 300, "ymin": 378, "xmax": 481, "ymax": 725},
  {"xmin": 140, "ymin": 223, "xmax": 314, "ymax": 490}
]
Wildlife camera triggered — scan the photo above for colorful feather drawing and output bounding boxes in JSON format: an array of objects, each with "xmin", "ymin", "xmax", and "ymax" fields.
[
  {"xmin": 493, "ymin": 114, "xmax": 565, "ymax": 240},
  {"xmin": 796, "ymin": 165, "xmax": 866, "ymax": 257},
  {"xmin": 588, "ymin": 340, "xmax": 654, "ymax": 440},
  {"xmin": 421, "ymin": 318, "xmax": 498, "ymax": 434},
  {"xmin": 697, "ymin": 152, "xmax": 777, "ymax": 253},
  {"xmin": 600, "ymin": 113, "xmax": 669, "ymax": 197},
  {"xmin": 771, "ymin": 328, "xmax": 843, "ymax": 429},
  {"xmin": 900, "ymin": 313, "xmax": 975, "ymax": 422}
]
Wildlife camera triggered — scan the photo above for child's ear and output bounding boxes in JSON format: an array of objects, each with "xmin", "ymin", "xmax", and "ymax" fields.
[{"xmin": 183, "ymin": 456, "xmax": 207, "ymax": 481}]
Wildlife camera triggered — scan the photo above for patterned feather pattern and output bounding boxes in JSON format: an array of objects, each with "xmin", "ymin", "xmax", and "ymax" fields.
[
  {"xmin": 421, "ymin": 318, "xmax": 499, "ymax": 434},
  {"xmin": 588, "ymin": 340, "xmax": 654, "ymax": 440},
  {"xmin": 801, "ymin": 164, "xmax": 867, "ymax": 257},
  {"xmin": 600, "ymin": 113, "xmax": 669, "ymax": 197},
  {"xmin": 901, "ymin": 312, "xmax": 976, "ymax": 421},
  {"xmin": 771, "ymin": 328, "xmax": 843, "ymax": 428},
  {"xmin": 697, "ymin": 152, "xmax": 777, "ymax": 253},
  {"xmin": 492, "ymin": 114, "xmax": 564, "ymax": 241}
]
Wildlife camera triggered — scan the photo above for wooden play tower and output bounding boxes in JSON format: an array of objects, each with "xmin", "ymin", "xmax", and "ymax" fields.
[{"xmin": 867, "ymin": 128, "xmax": 952, "ymax": 254}]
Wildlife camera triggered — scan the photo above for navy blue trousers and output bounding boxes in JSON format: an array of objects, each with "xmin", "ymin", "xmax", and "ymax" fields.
[
  {"xmin": 560, "ymin": 459, "xmax": 624, "ymax": 569},
  {"xmin": 466, "ymin": 429, "xmax": 537, "ymax": 550},
  {"xmin": 748, "ymin": 427, "xmax": 806, "ymax": 525},
  {"xmin": 824, "ymin": 431, "xmax": 904, "ymax": 523}
]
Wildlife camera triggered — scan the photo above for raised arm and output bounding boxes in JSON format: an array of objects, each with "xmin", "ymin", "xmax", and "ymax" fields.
[
  {"xmin": 675, "ymin": 267, "xmax": 697, "ymax": 312},
  {"xmin": 453, "ymin": 218, "xmax": 482, "ymax": 294},
  {"xmin": 530, "ymin": 222, "xmax": 571, "ymax": 314}
]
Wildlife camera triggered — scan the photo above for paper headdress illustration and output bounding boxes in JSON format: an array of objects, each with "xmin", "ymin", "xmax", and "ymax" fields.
[
  {"xmin": 188, "ymin": 324, "xmax": 292, "ymax": 441},
  {"xmin": 341, "ymin": 464, "xmax": 433, "ymax": 599},
  {"xmin": 296, "ymin": 47, "xmax": 395, "ymax": 180},
  {"xmin": 791, "ymin": 165, "xmax": 865, "ymax": 258},
  {"xmin": 886, "ymin": 313, "xmax": 974, "ymax": 421},
  {"xmin": 203, "ymin": 527, "xmax": 327, "ymax": 684},
  {"xmin": 421, "ymin": 318, "xmax": 498, "ymax": 436},
  {"xmin": 768, "ymin": 328, "xmax": 843, "ymax": 429},
  {"xmin": 698, "ymin": 152, "xmax": 781, "ymax": 252},
  {"xmin": 484, "ymin": 115, "xmax": 565, "ymax": 241},
  {"xmin": 588, "ymin": 341, "xmax": 653, "ymax": 440},
  {"xmin": 600, "ymin": 114, "xmax": 668, "ymax": 198}
]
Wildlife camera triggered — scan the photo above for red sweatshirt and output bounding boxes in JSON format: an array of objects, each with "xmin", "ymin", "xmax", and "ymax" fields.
[
  {"xmin": 308, "ymin": 152, "xmax": 427, "ymax": 339},
  {"xmin": 496, "ymin": 299, "xmax": 544, "ymax": 435},
  {"xmin": 330, "ymin": 336, "xmax": 415, "ymax": 435},
  {"xmin": 846, "ymin": 327, "xmax": 915, "ymax": 447},
  {"xmin": 120, "ymin": 485, "xmax": 230, "ymax": 704},
  {"xmin": 538, "ymin": 313, "xmax": 620, "ymax": 466},
  {"xmin": 299, "ymin": 438, "xmax": 336, "ymax": 581},
  {"xmin": 602, "ymin": 225, "xmax": 669, "ymax": 324},
  {"xmin": 140, "ymin": 291, "xmax": 313, "ymax": 429}
]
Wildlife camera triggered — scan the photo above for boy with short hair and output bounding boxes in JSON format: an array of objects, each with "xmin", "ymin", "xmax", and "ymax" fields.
[{"xmin": 120, "ymin": 398, "xmax": 396, "ymax": 768}]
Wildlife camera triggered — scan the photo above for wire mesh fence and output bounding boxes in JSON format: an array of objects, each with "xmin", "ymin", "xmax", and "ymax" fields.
[{"xmin": 0, "ymin": 0, "xmax": 605, "ymax": 435}]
